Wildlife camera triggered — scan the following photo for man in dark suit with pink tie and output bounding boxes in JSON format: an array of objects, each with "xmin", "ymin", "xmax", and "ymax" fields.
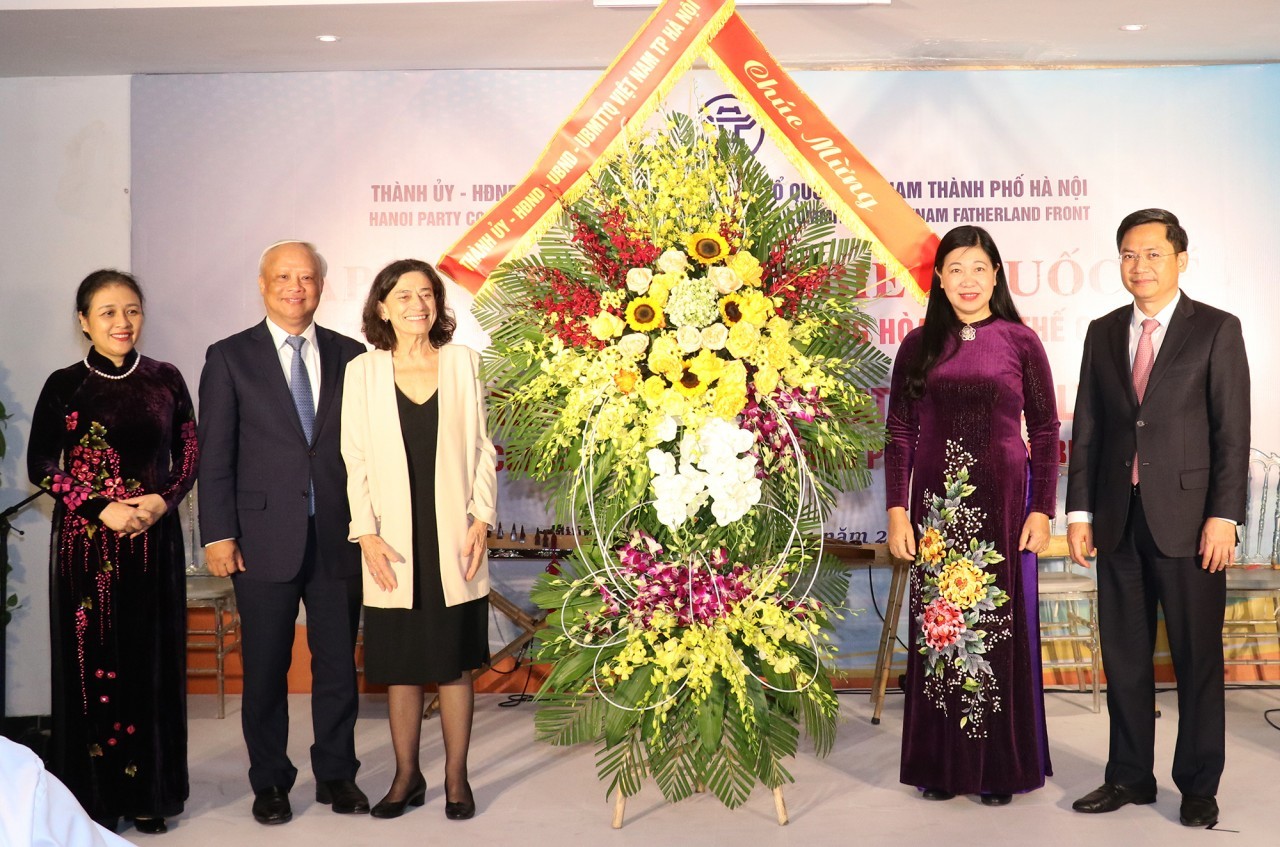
[
  {"xmin": 197, "ymin": 241, "xmax": 368, "ymax": 825},
  {"xmin": 1066, "ymin": 209, "xmax": 1250, "ymax": 828}
]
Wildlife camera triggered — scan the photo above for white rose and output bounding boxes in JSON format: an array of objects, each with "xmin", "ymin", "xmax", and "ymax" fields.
[
  {"xmin": 617, "ymin": 332, "xmax": 650, "ymax": 359},
  {"xmin": 626, "ymin": 267, "xmax": 653, "ymax": 294},
  {"xmin": 655, "ymin": 249, "xmax": 688, "ymax": 275},
  {"xmin": 708, "ymin": 266, "xmax": 742, "ymax": 294},
  {"xmin": 701, "ymin": 323, "xmax": 729, "ymax": 351},
  {"xmin": 674, "ymin": 324, "xmax": 702, "ymax": 354}
]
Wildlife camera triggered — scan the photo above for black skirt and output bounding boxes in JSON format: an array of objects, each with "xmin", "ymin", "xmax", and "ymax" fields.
[{"xmin": 362, "ymin": 387, "xmax": 489, "ymax": 685}]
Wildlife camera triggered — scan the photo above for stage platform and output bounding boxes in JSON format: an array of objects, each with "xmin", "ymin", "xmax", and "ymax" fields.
[{"xmin": 104, "ymin": 687, "xmax": 1280, "ymax": 845}]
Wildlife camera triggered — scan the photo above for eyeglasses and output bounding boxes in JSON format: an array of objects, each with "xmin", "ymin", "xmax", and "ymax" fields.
[{"xmin": 1118, "ymin": 250, "xmax": 1180, "ymax": 265}]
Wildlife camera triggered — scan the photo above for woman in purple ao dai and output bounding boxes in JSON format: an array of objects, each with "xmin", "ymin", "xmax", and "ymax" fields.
[{"xmin": 884, "ymin": 225, "xmax": 1060, "ymax": 805}]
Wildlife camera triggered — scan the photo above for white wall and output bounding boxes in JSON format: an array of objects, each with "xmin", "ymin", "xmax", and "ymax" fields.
[{"xmin": 0, "ymin": 75, "xmax": 132, "ymax": 716}]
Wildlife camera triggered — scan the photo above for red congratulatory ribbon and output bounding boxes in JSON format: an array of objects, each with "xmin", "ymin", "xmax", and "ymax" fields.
[{"xmin": 440, "ymin": 0, "xmax": 937, "ymax": 302}]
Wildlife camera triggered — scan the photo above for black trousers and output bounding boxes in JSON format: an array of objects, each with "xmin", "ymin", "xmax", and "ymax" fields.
[
  {"xmin": 1096, "ymin": 491, "xmax": 1226, "ymax": 797},
  {"xmin": 232, "ymin": 520, "xmax": 362, "ymax": 794}
]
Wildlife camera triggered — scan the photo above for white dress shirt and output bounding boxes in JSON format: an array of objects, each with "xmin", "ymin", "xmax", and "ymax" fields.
[
  {"xmin": 1067, "ymin": 291, "xmax": 1232, "ymax": 528},
  {"xmin": 1125, "ymin": 291, "xmax": 1181, "ymax": 367},
  {"xmin": 265, "ymin": 317, "xmax": 320, "ymax": 414}
]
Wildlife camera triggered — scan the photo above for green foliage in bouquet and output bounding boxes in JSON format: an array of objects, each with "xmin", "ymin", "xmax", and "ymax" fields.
[{"xmin": 473, "ymin": 114, "xmax": 889, "ymax": 807}]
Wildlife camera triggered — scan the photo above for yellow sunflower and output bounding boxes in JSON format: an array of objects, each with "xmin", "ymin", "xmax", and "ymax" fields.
[
  {"xmin": 719, "ymin": 292, "xmax": 747, "ymax": 326},
  {"xmin": 625, "ymin": 296, "xmax": 665, "ymax": 332},
  {"xmin": 672, "ymin": 359, "xmax": 708, "ymax": 397},
  {"xmin": 687, "ymin": 231, "xmax": 729, "ymax": 265}
]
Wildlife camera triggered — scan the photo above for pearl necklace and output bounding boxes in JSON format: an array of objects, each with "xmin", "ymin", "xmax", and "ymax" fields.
[{"xmin": 83, "ymin": 353, "xmax": 140, "ymax": 380}]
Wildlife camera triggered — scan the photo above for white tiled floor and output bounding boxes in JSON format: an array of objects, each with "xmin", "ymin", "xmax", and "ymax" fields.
[{"xmin": 123, "ymin": 687, "xmax": 1280, "ymax": 846}]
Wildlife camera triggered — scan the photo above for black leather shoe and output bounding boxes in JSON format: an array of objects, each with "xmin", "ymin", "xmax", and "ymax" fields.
[
  {"xmin": 371, "ymin": 774, "xmax": 427, "ymax": 819},
  {"xmin": 316, "ymin": 779, "xmax": 370, "ymax": 814},
  {"xmin": 921, "ymin": 788, "xmax": 955, "ymax": 801},
  {"xmin": 1180, "ymin": 795, "xmax": 1218, "ymax": 827},
  {"xmin": 980, "ymin": 793, "xmax": 1012, "ymax": 806},
  {"xmin": 133, "ymin": 817, "xmax": 168, "ymax": 834},
  {"xmin": 1072, "ymin": 783, "xmax": 1156, "ymax": 813},
  {"xmin": 252, "ymin": 787, "xmax": 293, "ymax": 825},
  {"xmin": 444, "ymin": 780, "xmax": 475, "ymax": 820}
]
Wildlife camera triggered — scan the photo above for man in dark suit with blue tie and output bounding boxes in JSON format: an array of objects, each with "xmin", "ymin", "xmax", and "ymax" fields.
[
  {"xmin": 1066, "ymin": 209, "xmax": 1250, "ymax": 828},
  {"xmin": 198, "ymin": 241, "xmax": 369, "ymax": 824}
]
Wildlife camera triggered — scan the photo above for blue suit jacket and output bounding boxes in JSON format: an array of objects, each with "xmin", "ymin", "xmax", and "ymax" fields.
[{"xmin": 197, "ymin": 320, "xmax": 366, "ymax": 581}]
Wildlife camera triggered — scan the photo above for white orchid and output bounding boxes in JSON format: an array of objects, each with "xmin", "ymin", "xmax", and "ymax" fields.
[{"xmin": 647, "ymin": 418, "xmax": 762, "ymax": 529}]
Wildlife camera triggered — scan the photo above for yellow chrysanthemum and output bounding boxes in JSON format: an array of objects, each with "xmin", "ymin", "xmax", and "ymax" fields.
[
  {"xmin": 918, "ymin": 526, "xmax": 946, "ymax": 565},
  {"xmin": 625, "ymin": 296, "xmax": 664, "ymax": 332},
  {"xmin": 727, "ymin": 251, "xmax": 763, "ymax": 287},
  {"xmin": 648, "ymin": 277, "xmax": 676, "ymax": 306},
  {"xmin": 711, "ymin": 385, "xmax": 747, "ymax": 418},
  {"xmin": 938, "ymin": 558, "xmax": 988, "ymax": 610},
  {"xmin": 647, "ymin": 348, "xmax": 682, "ymax": 380},
  {"xmin": 739, "ymin": 290, "xmax": 775, "ymax": 326},
  {"xmin": 672, "ymin": 359, "xmax": 708, "ymax": 397},
  {"xmin": 726, "ymin": 320, "xmax": 760, "ymax": 359},
  {"xmin": 687, "ymin": 232, "xmax": 730, "ymax": 264}
]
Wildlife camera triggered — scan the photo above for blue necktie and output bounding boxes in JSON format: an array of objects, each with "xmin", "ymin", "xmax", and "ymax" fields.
[{"xmin": 285, "ymin": 335, "xmax": 316, "ymax": 514}]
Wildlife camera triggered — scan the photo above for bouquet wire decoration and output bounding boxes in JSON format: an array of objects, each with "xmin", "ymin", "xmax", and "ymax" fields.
[{"xmin": 474, "ymin": 113, "xmax": 889, "ymax": 809}]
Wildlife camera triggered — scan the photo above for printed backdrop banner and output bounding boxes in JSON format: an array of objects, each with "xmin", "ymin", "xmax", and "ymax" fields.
[{"xmin": 131, "ymin": 64, "xmax": 1279, "ymax": 669}]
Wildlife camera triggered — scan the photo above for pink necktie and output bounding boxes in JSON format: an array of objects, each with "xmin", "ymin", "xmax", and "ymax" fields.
[{"xmin": 1131, "ymin": 318, "xmax": 1159, "ymax": 485}]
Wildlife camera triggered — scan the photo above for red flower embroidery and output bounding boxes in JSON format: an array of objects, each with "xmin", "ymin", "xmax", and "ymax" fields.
[{"xmin": 920, "ymin": 598, "xmax": 966, "ymax": 651}]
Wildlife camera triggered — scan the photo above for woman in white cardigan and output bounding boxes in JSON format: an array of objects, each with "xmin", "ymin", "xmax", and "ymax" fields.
[{"xmin": 341, "ymin": 259, "xmax": 497, "ymax": 821}]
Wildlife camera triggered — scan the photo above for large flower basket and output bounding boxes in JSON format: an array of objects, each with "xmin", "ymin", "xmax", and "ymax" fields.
[{"xmin": 474, "ymin": 114, "xmax": 888, "ymax": 822}]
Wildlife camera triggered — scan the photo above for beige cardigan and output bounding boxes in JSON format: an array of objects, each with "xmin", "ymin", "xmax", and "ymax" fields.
[{"xmin": 341, "ymin": 344, "xmax": 498, "ymax": 608}]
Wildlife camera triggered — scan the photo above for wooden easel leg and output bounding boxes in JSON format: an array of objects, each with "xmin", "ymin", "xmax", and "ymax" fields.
[
  {"xmin": 773, "ymin": 786, "xmax": 788, "ymax": 825},
  {"xmin": 611, "ymin": 787, "xmax": 627, "ymax": 829},
  {"xmin": 872, "ymin": 558, "xmax": 909, "ymax": 725}
]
